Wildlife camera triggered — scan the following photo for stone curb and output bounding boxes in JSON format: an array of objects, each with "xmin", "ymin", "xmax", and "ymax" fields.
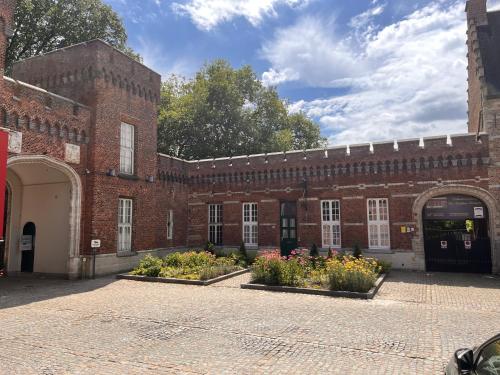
[
  {"xmin": 116, "ymin": 268, "xmax": 249, "ymax": 286},
  {"xmin": 240, "ymin": 273, "xmax": 387, "ymax": 299}
]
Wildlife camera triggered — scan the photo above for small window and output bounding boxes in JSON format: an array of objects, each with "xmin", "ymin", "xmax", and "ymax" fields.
[
  {"xmin": 120, "ymin": 122, "xmax": 135, "ymax": 174},
  {"xmin": 118, "ymin": 198, "xmax": 133, "ymax": 252},
  {"xmin": 243, "ymin": 203, "xmax": 258, "ymax": 246},
  {"xmin": 208, "ymin": 204, "xmax": 223, "ymax": 245},
  {"xmin": 167, "ymin": 209, "xmax": 173, "ymax": 240},
  {"xmin": 367, "ymin": 198, "xmax": 390, "ymax": 249},
  {"xmin": 321, "ymin": 200, "xmax": 341, "ymax": 248}
]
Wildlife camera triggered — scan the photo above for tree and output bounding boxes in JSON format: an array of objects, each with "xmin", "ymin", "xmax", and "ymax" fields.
[
  {"xmin": 6, "ymin": 0, "xmax": 140, "ymax": 72},
  {"xmin": 158, "ymin": 60, "xmax": 326, "ymax": 160}
]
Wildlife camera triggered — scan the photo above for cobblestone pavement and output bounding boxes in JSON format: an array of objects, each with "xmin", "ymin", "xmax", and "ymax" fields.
[{"xmin": 0, "ymin": 271, "xmax": 499, "ymax": 374}]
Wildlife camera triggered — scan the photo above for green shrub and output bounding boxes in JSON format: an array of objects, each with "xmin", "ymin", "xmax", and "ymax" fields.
[
  {"xmin": 250, "ymin": 251, "xmax": 304, "ymax": 287},
  {"xmin": 352, "ymin": 243, "xmax": 362, "ymax": 259},
  {"xmin": 327, "ymin": 257, "xmax": 377, "ymax": 293},
  {"xmin": 204, "ymin": 241, "xmax": 215, "ymax": 254},
  {"xmin": 310, "ymin": 243, "xmax": 319, "ymax": 257},
  {"xmin": 131, "ymin": 255, "xmax": 163, "ymax": 277},
  {"xmin": 376, "ymin": 259, "xmax": 392, "ymax": 274},
  {"xmin": 199, "ymin": 265, "xmax": 240, "ymax": 280},
  {"xmin": 239, "ymin": 242, "xmax": 249, "ymax": 264}
]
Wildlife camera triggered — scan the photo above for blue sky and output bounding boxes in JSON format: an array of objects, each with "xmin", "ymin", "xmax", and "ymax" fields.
[{"xmin": 104, "ymin": 0, "xmax": 500, "ymax": 146}]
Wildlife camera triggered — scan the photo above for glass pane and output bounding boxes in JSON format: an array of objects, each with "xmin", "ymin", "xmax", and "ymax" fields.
[
  {"xmin": 289, "ymin": 218, "xmax": 295, "ymax": 228},
  {"xmin": 282, "ymin": 218, "xmax": 288, "ymax": 227},
  {"xmin": 289, "ymin": 229, "xmax": 296, "ymax": 239},
  {"xmin": 476, "ymin": 339, "xmax": 500, "ymax": 375},
  {"xmin": 282, "ymin": 229, "xmax": 288, "ymax": 239}
]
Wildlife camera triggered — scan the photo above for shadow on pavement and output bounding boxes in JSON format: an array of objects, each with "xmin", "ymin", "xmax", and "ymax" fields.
[{"xmin": 0, "ymin": 275, "xmax": 118, "ymax": 309}]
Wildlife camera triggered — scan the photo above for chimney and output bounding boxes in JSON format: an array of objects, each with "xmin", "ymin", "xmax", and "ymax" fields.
[
  {"xmin": 0, "ymin": 0, "xmax": 16, "ymax": 77},
  {"xmin": 466, "ymin": 0, "xmax": 488, "ymax": 26}
]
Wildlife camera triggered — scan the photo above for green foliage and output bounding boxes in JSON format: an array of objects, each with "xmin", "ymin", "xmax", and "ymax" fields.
[
  {"xmin": 131, "ymin": 255, "xmax": 162, "ymax": 277},
  {"xmin": 130, "ymin": 251, "xmax": 243, "ymax": 280},
  {"xmin": 6, "ymin": 0, "xmax": 140, "ymax": 72},
  {"xmin": 250, "ymin": 251, "xmax": 381, "ymax": 293},
  {"xmin": 327, "ymin": 259, "xmax": 377, "ymax": 293},
  {"xmin": 327, "ymin": 248, "xmax": 333, "ymax": 259},
  {"xmin": 310, "ymin": 243, "xmax": 319, "ymax": 258},
  {"xmin": 352, "ymin": 243, "xmax": 362, "ymax": 259},
  {"xmin": 251, "ymin": 256, "xmax": 304, "ymax": 287},
  {"xmin": 204, "ymin": 241, "xmax": 215, "ymax": 254},
  {"xmin": 375, "ymin": 260, "xmax": 392, "ymax": 274},
  {"xmin": 239, "ymin": 242, "xmax": 249, "ymax": 264},
  {"xmin": 158, "ymin": 60, "xmax": 326, "ymax": 160}
]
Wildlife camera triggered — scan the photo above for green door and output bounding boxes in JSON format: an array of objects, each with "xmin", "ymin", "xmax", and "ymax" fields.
[{"xmin": 280, "ymin": 202, "xmax": 297, "ymax": 257}]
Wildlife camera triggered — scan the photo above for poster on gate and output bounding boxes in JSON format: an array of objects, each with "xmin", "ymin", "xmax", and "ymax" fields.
[{"xmin": 0, "ymin": 131, "xmax": 8, "ymax": 240}]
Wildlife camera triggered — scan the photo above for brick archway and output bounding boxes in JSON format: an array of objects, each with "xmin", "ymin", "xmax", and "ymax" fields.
[
  {"xmin": 6, "ymin": 155, "xmax": 82, "ymax": 278},
  {"xmin": 412, "ymin": 185, "xmax": 498, "ymax": 273}
]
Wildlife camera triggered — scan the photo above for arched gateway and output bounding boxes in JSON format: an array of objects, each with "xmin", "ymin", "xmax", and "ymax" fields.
[
  {"xmin": 413, "ymin": 185, "xmax": 497, "ymax": 274},
  {"xmin": 2, "ymin": 155, "xmax": 82, "ymax": 278}
]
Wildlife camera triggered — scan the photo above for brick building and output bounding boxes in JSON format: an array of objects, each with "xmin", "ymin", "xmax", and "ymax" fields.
[{"xmin": 0, "ymin": 0, "xmax": 499, "ymax": 278}]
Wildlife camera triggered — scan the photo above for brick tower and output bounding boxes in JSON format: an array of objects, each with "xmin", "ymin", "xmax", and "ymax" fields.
[{"xmin": 0, "ymin": 0, "xmax": 15, "ymax": 77}]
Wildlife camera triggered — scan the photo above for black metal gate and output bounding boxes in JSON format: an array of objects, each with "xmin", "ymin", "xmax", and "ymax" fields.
[{"xmin": 423, "ymin": 195, "xmax": 492, "ymax": 274}]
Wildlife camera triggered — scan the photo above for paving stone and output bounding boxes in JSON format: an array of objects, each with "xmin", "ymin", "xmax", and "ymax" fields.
[{"xmin": 0, "ymin": 271, "xmax": 499, "ymax": 374}]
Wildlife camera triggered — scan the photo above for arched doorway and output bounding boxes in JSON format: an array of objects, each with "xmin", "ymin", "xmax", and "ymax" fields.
[
  {"xmin": 3, "ymin": 155, "xmax": 82, "ymax": 278},
  {"xmin": 423, "ymin": 195, "xmax": 491, "ymax": 273}
]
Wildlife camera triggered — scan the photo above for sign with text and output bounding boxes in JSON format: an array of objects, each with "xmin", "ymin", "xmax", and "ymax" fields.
[
  {"xmin": 91, "ymin": 239, "xmax": 101, "ymax": 248},
  {"xmin": 473, "ymin": 207, "xmax": 484, "ymax": 219},
  {"xmin": 21, "ymin": 235, "xmax": 33, "ymax": 251}
]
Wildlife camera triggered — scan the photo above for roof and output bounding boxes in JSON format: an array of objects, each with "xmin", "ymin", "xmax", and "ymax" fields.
[
  {"xmin": 13, "ymin": 39, "xmax": 161, "ymax": 79},
  {"xmin": 477, "ymin": 11, "xmax": 500, "ymax": 97}
]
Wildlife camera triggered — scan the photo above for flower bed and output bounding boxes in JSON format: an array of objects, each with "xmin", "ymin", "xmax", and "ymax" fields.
[
  {"xmin": 246, "ymin": 249, "xmax": 390, "ymax": 295},
  {"xmin": 118, "ymin": 251, "xmax": 247, "ymax": 284}
]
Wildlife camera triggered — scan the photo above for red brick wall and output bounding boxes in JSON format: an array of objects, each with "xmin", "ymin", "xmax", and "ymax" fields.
[
  {"xmin": 11, "ymin": 40, "xmax": 166, "ymax": 256},
  {"xmin": 186, "ymin": 135, "xmax": 489, "ymax": 251}
]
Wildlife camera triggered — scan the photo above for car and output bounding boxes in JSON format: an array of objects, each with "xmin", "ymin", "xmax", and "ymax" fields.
[{"xmin": 446, "ymin": 334, "xmax": 500, "ymax": 375}]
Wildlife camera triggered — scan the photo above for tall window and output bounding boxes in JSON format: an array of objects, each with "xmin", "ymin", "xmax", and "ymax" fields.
[
  {"xmin": 243, "ymin": 203, "xmax": 258, "ymax": 246},
  {"xmin": 118, "ymin": 198, "xmax": 133, "ymax": 252},
  {"xmin": 167, "ymin": 209, "xmax": 173, "ymax": 240},
  {"xmin": 120, "ymin": 122, "xmax": 134, "ymax": 174},
  {"xmin": 208, "ymin": 204, "xmax": 223, "ymax": 245},
  {"xmin": 367, "ymin": 198, "xmax": 390, "ymax": 249},
  {"xmin": 321, "ymin": 200, "xmax": 341, "ymax": 248}
]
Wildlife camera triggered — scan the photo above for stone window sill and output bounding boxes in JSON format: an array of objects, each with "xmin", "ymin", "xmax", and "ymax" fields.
[
  {"xmin": 118, "ymin": 173, "xmax": 140, "ymax": 181},
  {"xmin": 116, "ymin": 251, "xmax": 137, "ymax": 257}
]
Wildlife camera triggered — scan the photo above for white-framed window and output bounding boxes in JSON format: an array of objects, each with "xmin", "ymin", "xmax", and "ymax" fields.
[
  {"xmin": 367, "ymin": 198, "xmax": 390, "ymax": 249},
  {"xmin": 120, "ymin": 122, "xmax": 134, "ymax": 174},
  {"xmin": 321, "ymin": 200, "xmax": 341, "ymax": 248},
  {"xmin": 118, "ymin": 198, "xmax": 133, "ymax": 252},
  {"xmin": 208, "ymin": 204, "xmax": 223, "ymax": 245},
  {"xmin": 167, "ymin": 209, "xmax": 173, "ymax": 240},
  {"xmin": 243, "ymin": 202, "xmax": 258, "ymax": 246}
]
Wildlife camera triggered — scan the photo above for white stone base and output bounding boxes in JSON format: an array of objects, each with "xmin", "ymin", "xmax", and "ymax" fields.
[{"xmin": 83, "ymin": 247, "xmax": 188, "ymax": 277}]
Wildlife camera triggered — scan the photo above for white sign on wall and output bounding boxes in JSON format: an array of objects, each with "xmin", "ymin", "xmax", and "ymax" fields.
[
  {"xmin": 65, "ymin": 143, "xmax": 81, "ymax": 164},
  {"xmin": 8, "ymin": 131, "xmax": 22, "ymax": 154},
  {"xmin": 473, "ymin": 207, "xmax": 484, "ymax": 219},
  {"xmin": 91, "ymin": 239, "xmax": 101, "ymax": 248}
]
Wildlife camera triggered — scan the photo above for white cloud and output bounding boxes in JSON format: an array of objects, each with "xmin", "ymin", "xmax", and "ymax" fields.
[
  {"xmin": 261, "ymin": 16, "xmax": 365, "ymax": 87},
  {"xmin": 489, "ymin": 0, "xmax": 500, "ymax": 11},
  {"xmin": 264, "ymin": 1, "xmax": 469, "ymax": 145},
  {"xmin": 171, "ymin": 0, "xmax": 310, "ymax": 31},
  {"xmin": 135, "ymin": 36, "xmax": 199, "ymax": 79}
]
